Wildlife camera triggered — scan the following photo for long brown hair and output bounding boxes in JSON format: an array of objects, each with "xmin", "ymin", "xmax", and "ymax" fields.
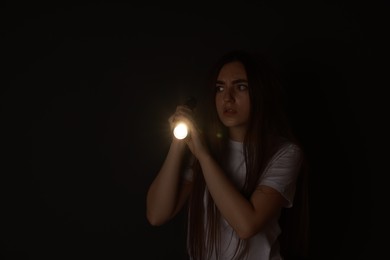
[{"xmin": 187, "ymin": 50, "xmax": 309, "ymax": 259}]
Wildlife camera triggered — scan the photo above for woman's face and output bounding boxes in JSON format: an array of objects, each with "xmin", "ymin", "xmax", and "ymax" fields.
[{"xmin": 215, "ymin": 61, "xmax": 251, "ymax": 141}]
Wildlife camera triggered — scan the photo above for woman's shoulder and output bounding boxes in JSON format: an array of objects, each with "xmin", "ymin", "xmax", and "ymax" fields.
[{"xmin": 274, "ymin": 138, "xmax": 302, "ymax": 160}]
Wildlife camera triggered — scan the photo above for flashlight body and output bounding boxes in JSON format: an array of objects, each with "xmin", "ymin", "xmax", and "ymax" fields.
[{"xmin": 173, "ymin": 97, "xmax": 197, "ymax": 140}]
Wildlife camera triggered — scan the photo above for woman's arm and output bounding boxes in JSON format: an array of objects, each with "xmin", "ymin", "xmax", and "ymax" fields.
[
  {"xmin": 173, "ymin": 105, "xmax": 287, "ymax": 239},
  {"xmin": 183, "ymin": 119, "xmax": 287, "ymax": 239},
  {"xmin": 146, "ymin": 138, "xmax": 193, "ymax": 226},
  {"xmin": 197, "ymin": 153, "xmax": 286, "ymax": 239}
]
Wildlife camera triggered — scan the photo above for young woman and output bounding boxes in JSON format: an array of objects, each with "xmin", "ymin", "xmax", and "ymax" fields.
[{"xmin": 146, "ymin": 50, "xmax": 309, "ymax": 260}]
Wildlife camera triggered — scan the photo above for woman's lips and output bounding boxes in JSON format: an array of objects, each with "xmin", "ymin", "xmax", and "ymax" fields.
[{"xmin": 223, "ymin": 108, "xmax": 237, "ymax": 116}]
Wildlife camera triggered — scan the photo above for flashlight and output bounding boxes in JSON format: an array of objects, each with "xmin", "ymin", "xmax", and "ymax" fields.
[
  {"xmin": 173, "ymin": 97, "xmax": 197, "ymax": 140},
  {"xmin": 173, "ymin": 122, "xmax": 189, "ymax": 140}
]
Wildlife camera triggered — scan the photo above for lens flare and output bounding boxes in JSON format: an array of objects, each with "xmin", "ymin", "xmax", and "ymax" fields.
[{"xmin": 173, "ymin": 122, "xmax": 188, "ymax": 140}]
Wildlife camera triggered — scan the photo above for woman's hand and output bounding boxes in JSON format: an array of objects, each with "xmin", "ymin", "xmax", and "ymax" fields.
[{"xmin": 169, "ymin": 105, "xmax": 210, "ymax": 160}]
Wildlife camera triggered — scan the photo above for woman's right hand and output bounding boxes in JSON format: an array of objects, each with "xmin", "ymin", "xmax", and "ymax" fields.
[{"xmin": 168, "ymin": 105, "xmax": 193, "ymax": 131}]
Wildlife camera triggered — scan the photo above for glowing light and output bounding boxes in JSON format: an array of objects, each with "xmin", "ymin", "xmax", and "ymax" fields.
[{"xmin": 173, "ymin": 122, "xmax": 188, "ymax": 140}]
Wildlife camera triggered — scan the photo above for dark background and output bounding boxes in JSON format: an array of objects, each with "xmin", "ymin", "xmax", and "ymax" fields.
[{"xmin": 2, "ymin": 1, "xmax": 378, "ymax": 259}]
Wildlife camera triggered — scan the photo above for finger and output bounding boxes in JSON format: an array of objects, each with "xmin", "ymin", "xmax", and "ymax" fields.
[
  {"xmin": 176, "ymin": 106, "xmax": 194, "ymax": 115},
  {"xmin": 175, "ymin": 108, "xmax": 196, "ymax": 120}
]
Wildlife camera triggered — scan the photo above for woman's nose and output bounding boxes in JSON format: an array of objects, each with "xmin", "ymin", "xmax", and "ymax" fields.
[{"xmin": 223, "ymin": 88, "xmax": 234, "ymax": 102}]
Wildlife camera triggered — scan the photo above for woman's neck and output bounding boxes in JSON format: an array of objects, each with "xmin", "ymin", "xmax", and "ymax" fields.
[{"xmin": 228, "ymin": 127, "xmax": 246, "ymax": 142}]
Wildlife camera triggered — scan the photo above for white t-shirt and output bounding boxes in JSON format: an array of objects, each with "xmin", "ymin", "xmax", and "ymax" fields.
[{"xmin": 184, "ymin": 139, "xmax": 302, "ymax": 260}]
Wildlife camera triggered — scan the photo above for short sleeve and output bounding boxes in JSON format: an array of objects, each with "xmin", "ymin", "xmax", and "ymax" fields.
[{"xmin": 258, "ymin": 143, "xmax": 302, "ymax": 208}]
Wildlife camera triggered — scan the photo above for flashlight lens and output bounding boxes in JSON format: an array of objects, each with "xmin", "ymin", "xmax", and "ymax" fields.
[{"xmin": 173, "ymin": 122, "xmax": 188, "ymax": 139}]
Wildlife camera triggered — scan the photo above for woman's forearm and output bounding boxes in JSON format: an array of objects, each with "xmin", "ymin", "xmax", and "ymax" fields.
[
  {"xmin": 197, "ymin": 153, "xmax": 258, "ymax": 238},
  {"xmin": 146, "ymin": 140, "xmax": 187, "ymax": 226}
]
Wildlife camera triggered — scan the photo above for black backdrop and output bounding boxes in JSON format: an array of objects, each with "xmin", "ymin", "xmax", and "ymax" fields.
[{"xmin": 2, "ymin": 1, "xmax": 376, "ymax": 259}]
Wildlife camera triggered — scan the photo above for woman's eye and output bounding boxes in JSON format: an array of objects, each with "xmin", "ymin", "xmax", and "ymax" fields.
[
  {"xmin": 216, "ymin": 86, "xmax": 224, "ymax": 92},
  {"xmin": 237, "ymin": 84, "xmax": 248, "ymax": 91}
]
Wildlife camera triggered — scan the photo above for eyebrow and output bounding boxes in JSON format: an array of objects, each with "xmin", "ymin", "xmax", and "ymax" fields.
[{"xmin": 216, "ymin": 79, "xmax": 248, "ymax": 85}]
